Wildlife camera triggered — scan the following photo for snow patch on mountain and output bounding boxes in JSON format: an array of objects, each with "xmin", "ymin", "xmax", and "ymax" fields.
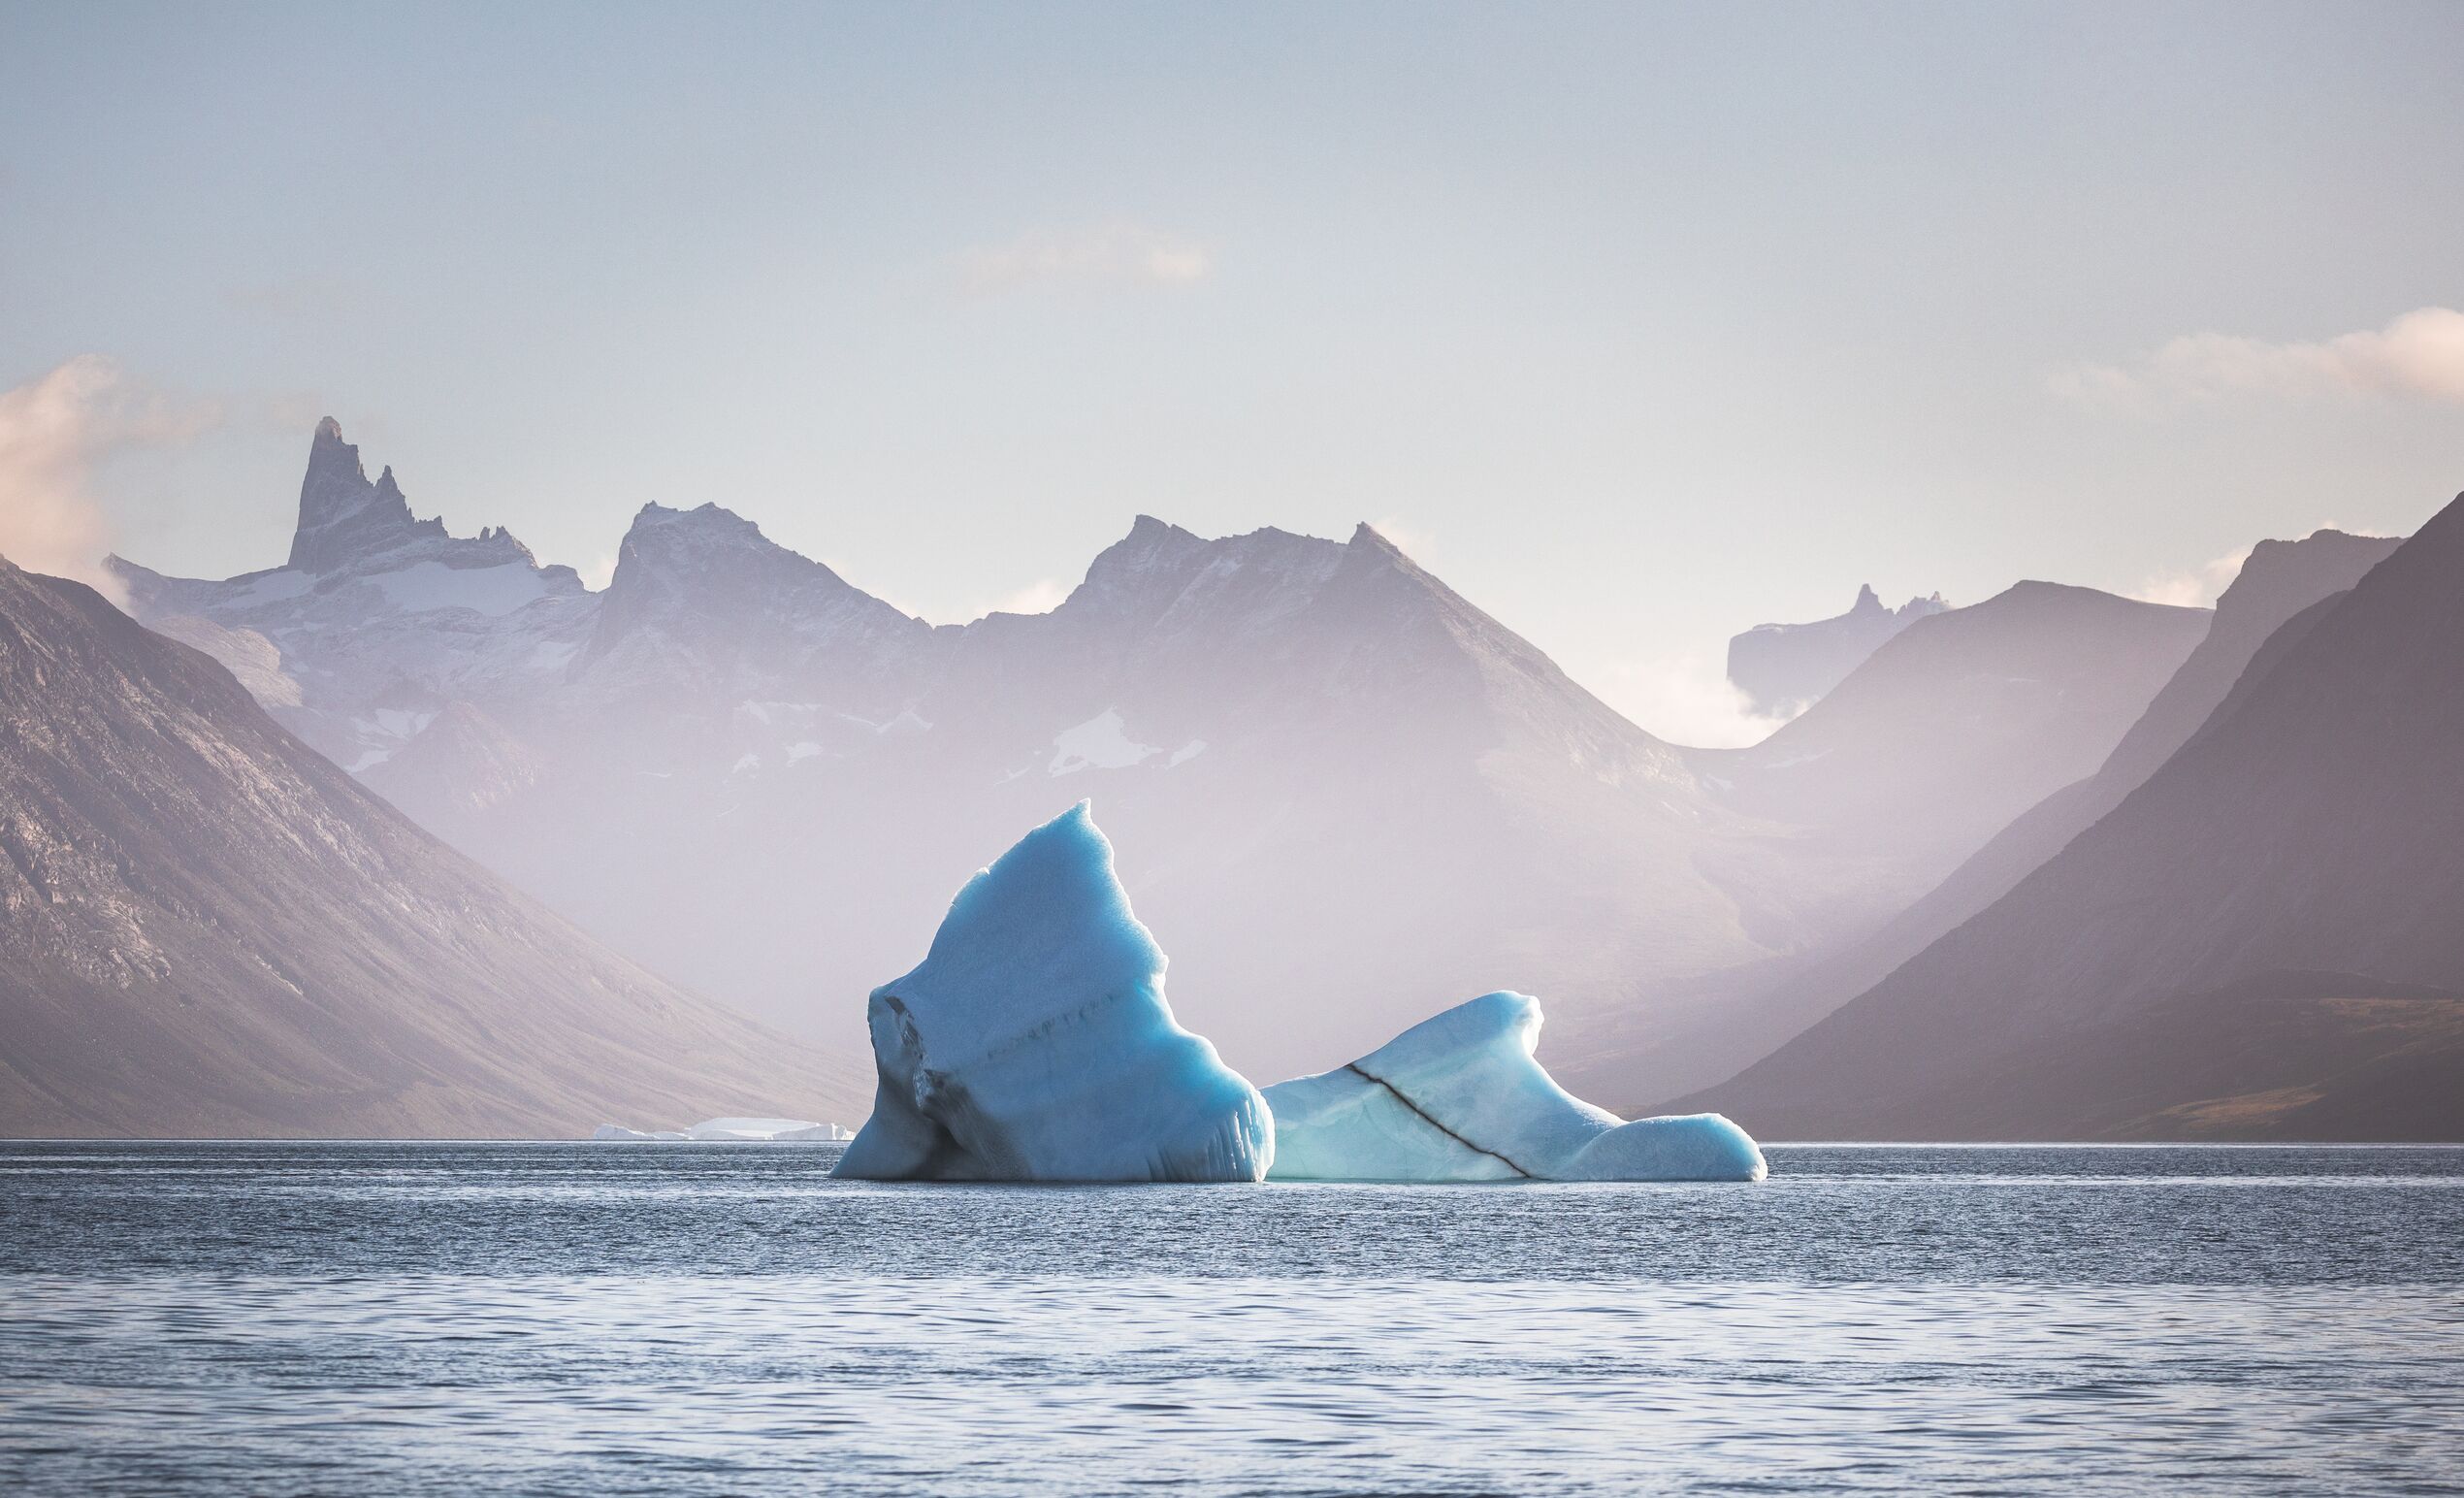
[
  {"xmin": 365, "ymin": 560, "xmax": 556, "ymax": 617},
  {"xmin": 1050, "ymin": 708, "xmax": 1157, "ymax": 775}
]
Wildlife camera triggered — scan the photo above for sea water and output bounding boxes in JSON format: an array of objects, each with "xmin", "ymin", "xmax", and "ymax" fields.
[{"xmin": 2, "ymin": 1142, "xmax": 2457, "ymax": 1494}]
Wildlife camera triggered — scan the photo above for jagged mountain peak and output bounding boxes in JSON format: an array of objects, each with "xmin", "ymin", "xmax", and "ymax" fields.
[
  {"xmin": 584, "ymin": 499, "xmax": 927, "ymax": 693},
  {"xmin": 630, "ymin": 499, "xmax": 746, "ymax": 528},
  {"xmin": 283, "ymin": 418, "xmax": 541, "ymax": 577},
  {"xmin": 611, "ymin": 501, "xmax": 857, "ymax": 591},
  {"xmin": 289, "ymin": 417, "xmax": 420, "ymax": 570}
]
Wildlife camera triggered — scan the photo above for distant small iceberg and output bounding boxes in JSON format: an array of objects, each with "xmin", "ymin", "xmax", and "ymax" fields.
[{"xmin": 589, "ymin": 1117, "xmax": 854, "ymax": 1143}]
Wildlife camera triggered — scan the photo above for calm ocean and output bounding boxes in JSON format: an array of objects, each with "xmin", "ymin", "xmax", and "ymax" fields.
[{"xmin": 2, "ymin": 1142, "xmax": 2458, "ymax": 1494}]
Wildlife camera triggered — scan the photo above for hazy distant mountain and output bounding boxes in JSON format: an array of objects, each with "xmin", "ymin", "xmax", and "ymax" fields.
[
  {"xmin": 399, "ymin": 507, "xmax": 1799, "ymax": 1090},
  {"xmin": 1691, "ymin": 581, "xmax": 2210, "ymax": 879},
  {"xmin": 1688, "ymin": 496, "xmax": 2464, "ymax": 1140},
  {"xmin": 1726, "ymin": 584, "xmax": 1947, "ymax": 716},
  {"xmin": 1675, "ymin": 530, "xmax": 2407, "ymax": 1097},
  {"xmin": 0, "ymin": 554, "xmax": 866, "ymax": 1138},
  {"xmin": 1550, "ymin": 581, "xmax": 2209, "ymax": 1101}
]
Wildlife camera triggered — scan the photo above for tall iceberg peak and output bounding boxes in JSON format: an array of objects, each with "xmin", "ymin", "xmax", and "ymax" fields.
[
  {"xmin": 1262, "ymin": 992, "xmax": 1766, "ymax": 1182},
  {"xmin": 833, "ymin": 801, "xmax": 1274, "ymax": 1183}
]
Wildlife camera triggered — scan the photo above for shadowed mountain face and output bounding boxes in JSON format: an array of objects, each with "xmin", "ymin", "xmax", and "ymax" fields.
[
  {"xmin": 1689, "ymin": 496, "xmax": 2464, "ymax": 1140},
  {"xmin": 1726, "ymin": 584, "xmax": 1947, "ymax": 717},
  {"xmin": 0, "ymin": 556, "xmax": 866, "ymax": 1138}
]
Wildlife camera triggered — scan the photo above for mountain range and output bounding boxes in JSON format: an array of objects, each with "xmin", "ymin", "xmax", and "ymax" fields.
[
  {"xmin": 1686, "ymin": 496, "xmax": 2464, "ymax": 1139},
  {"xmin": 1684, "ymin": 528, "xmax": 2406, "ymax": 1089},
  {"xmin": 108, "ymin": 420, "xmax": 2217, "ymax": 1101},
  {"xmin": 17, "ymin": 414, "xmax": 2453, "ymax": 1140}
]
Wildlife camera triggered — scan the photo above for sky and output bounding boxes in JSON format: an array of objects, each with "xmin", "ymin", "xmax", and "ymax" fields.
[{"xmin": 3, "ymin": 0, "xmax": 2460, "ymax": 743}]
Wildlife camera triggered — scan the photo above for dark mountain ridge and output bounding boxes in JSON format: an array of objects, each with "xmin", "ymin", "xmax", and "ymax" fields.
[{"xmin": 1685, "ymin": 494, "xmax": 2464, "ymax": 1139}]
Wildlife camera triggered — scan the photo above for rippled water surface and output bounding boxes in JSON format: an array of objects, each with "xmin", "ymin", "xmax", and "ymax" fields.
[{"xmin": 3, "ymin": 1143, "xmax": 2459, "ymax": 1494}]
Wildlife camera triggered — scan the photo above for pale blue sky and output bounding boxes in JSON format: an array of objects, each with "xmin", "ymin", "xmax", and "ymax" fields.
[{"xmin": 4, "ymin": 0, "xmax": 2460, "ymax": 739}]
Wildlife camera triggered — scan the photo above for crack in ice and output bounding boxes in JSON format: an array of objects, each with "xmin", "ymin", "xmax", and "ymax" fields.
[{"xmin": 1342, "ymin": 1061, "xmax": 1536, "ymax": 1178}]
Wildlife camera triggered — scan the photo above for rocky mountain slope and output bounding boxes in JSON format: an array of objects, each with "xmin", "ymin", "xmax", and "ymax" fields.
[
  {"xmin": 0, "ymin": 555, "xmax": 866, "ymax": 1138},
  {"xmin": 1685, "ymin": 495, "xmax": 2464, "ymax": 1139}
]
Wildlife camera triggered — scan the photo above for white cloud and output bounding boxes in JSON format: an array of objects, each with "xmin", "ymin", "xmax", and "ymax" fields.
[
  {"xmin": 1590, "ymin": 650, "xmax": 1796, "ymax": 750},
  {"xmin": 955, "ymin": 220, "xmax": 1213, "ymax": 297},
  {"xmin": 0, "ymin": 356, "xmax": 220, "ymax": 603},
  {"xmin": 2054, "ymin": 307, "xmax": 2464, "ymax": 412},
  {"xmin": 2127, "ymin": 546, "xmax": 2251, "ymax": 608}
]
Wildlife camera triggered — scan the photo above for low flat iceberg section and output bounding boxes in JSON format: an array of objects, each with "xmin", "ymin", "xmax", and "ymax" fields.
[
  {"xmin": 833, "ymin": 802, "xmax": 1273, "ymax": 1183},
  {"xmin": 689, "ymin": 1117, "xmax": 850, "ymax": 1142},
  {"xmin": 588, "ymin": 1118, "xmax": 852, "ymax": 1142},
  {"xmin": 1262, "ymin": 992, "xmax": 1766, "ymax": 1182}
]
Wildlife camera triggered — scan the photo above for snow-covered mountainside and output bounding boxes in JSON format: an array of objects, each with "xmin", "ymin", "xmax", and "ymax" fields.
[{"xmin": 110, "ymin": 420, "xmax": 2186, "ymax": 1098}]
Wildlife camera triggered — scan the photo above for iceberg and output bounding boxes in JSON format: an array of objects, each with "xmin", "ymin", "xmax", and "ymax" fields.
[
  {"xmin": 833, "ymin": 801, "xmax": 1273, "ymax": 1183},
  {"xmin": 687, "ymin": 1117, "xmax": 846, "ymax": 1142},
  {"xmin": 588, "ymin": 1118, "xmax": 852, "ymax": 1142},
  {"xmin": 1262, "ymin": 992, "xmax": 1767, "ymax": 1182}
]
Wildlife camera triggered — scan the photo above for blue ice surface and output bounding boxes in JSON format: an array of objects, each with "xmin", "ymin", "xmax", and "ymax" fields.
[
  {"xmin": 833, "ymin": 801, "xmax": 1273, "ymax": 1183},
  {"xmin": 1262, "ymin": 991, "xmax": 1767, "ymax": 1183}
]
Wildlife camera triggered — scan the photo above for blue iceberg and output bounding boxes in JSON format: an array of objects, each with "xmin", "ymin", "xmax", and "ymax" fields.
[
  {"xmin": 1262, "ymin": 992, "xmax": 1767, "ymax": 1182},
  {"xmin": 834, "ymin": 802, "xmax": 1274, "ymax": 1182}
]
